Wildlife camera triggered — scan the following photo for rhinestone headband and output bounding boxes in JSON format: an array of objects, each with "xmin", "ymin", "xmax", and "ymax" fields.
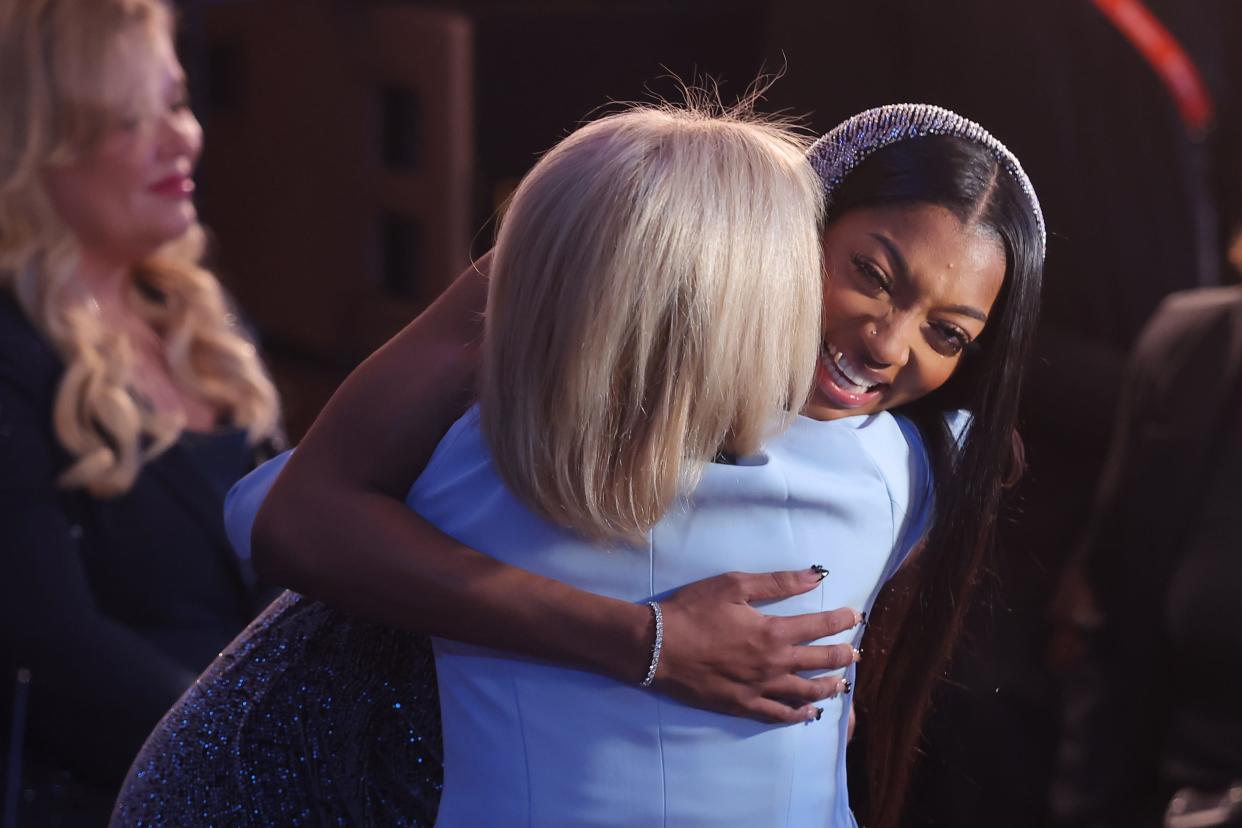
[{"xmin": 807, "ymin": 103, "xmax": 1046, "ymax": 255}]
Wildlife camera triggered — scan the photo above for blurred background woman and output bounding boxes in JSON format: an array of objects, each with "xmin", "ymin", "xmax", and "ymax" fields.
[{"xmin": 0, "ymin": 0, "xmax": 280, "ymax": 822}]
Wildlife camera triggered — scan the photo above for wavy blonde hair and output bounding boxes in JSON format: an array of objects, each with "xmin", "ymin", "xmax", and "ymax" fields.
[
  {"xmin": 0, "ymin": 0, "xmax": 280, "ymax": 497},
  {"xmin": 482, "ymin": 101, "xmax": 825, "ymax": 544}
]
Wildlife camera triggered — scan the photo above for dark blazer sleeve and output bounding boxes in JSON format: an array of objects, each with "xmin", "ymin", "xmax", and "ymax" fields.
[
  {"xmin": 0, "ymin": 335, "xmax": 196, "ymax": 783},
  {"xmin": 1054, "ymin": 287, "xmax": 1242, "ymax": 827}
]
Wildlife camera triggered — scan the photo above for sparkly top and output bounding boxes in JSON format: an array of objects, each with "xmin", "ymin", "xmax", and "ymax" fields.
[{"xmin": 807, "ymin": 103, "xmax": 1047, "ymax": 254}]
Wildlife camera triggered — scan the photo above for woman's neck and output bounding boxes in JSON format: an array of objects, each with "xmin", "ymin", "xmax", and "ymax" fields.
[{"xmin": 74, "ymin": 249, "xmax": 133, "ymax": 321}]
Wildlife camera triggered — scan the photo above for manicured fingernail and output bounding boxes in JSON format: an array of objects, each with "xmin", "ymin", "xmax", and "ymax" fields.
[
  {"xmin": 814, "ymin": 706, "xmax": 824, "ymax": 721},
  {"xmin": 841, "ymin": 679, "xmax": 853, "ymax": 695},
  {"xmin": 810, "ymin": 564, "xmax": 829, "ymax": 581},
  {"xmin": 859, "ymin": 611, "xmax": 868, "ymax": 626},
  {"xmin": 852, "ymin": 647, "xmax": 862, "ymax": 662}
]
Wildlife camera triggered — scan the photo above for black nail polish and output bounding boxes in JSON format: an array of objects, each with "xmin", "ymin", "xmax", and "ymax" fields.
[
  {"xmin": 810, "ymin": 564, "xmax": 829, "ymax": 580},
  {"xmin": 814, "ymin": 706, "xmax": 824, "ymax": 721},
  {"xmin": 842, "ymin": 679, "xmax": 853, "ymax": 694},
  {"xmin": 859, "ymin": 611, "xmax": 868, "ymax": 626}
]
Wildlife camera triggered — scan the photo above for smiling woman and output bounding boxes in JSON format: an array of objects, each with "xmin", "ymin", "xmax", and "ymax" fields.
[
  {"xmin": 39, "ymin": 18, "xmax": 202, "ymax": 279},
  {"xmin": 806, "ymin": 123, "xmax": 1045, "ymax": 827},
  {"xmin": 0, "ymin": 1, "xmax": 280, "ymax": 823},
  {"xmin": 809, "ymin": 202, "xmax": 1006, "ymax": 420}
]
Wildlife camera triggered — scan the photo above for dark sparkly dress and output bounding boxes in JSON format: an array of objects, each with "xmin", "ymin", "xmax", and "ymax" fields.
[{"xmin": 110, "ymin": 591, "xmax": 443, "ymax": 827}]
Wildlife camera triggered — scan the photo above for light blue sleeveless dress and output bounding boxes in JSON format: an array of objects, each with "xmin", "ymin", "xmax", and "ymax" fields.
[
  {"xmin": 115, "ymin": 406, "xmax": 937, "ymax": 827},
  {"xmin": 404, "ymin": 406, "xmax": 934, "ymax": 827}
]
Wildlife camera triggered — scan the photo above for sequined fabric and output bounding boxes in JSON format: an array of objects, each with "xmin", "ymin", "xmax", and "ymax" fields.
[
  {"xmin": 111, "ymin": 591, "xmax": 442, "ymax": 827},
  {"xmin": 807, "ymin": 103, "xmax": 1047, "ymax": 254}
]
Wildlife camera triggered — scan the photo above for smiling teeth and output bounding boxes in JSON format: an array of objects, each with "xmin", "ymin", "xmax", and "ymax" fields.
[{"xmin": 825, "ymin": 344, "xmax": 878, "ymax": 392}]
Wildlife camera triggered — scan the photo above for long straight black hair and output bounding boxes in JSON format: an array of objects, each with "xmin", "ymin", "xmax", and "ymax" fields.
[{"xmin": 828, "ymin": 135, "xmax": 1044, "ymax": 828}]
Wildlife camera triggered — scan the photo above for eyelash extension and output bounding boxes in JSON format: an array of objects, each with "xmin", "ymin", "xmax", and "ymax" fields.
[
  {"xmin": 933, "ymin": 322, "xmax": 979, "ymax": 356},
  {"xmin": 851, "ymin": 254, "xmax": 892, "ymax": 292},
  {"xmin": 937, "ymin": 324, "xmax": 967, "ymax": 345}
]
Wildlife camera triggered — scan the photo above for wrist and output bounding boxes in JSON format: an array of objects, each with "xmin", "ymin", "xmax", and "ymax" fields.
[{"xmin": 578, "ymin": 596, "xmax": 653, "ymax": 684}]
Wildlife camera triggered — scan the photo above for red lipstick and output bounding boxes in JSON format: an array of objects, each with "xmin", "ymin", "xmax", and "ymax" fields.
[{"xmin": 149, "ymin": 174, "xmax": 194, "ymax": 198}]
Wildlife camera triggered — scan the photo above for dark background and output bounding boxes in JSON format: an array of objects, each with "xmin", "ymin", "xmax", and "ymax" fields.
[{"xmin": 176, "ymin": 1, "xmax": 1242, "ymax": 824}]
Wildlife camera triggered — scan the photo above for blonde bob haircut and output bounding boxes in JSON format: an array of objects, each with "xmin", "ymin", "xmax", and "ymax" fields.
[
  {"xmin": 0, "ymin": 0, "xmax": 280, "ymax": 497},
  {"xmin": 482, "ymin": 101, "xmax": 824, "ymax": 544}
]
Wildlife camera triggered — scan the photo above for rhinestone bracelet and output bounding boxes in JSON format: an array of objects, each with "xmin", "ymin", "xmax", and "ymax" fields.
[{"xmin": 639, "ymin": 601, "xmax": 664, "ymax": 688}]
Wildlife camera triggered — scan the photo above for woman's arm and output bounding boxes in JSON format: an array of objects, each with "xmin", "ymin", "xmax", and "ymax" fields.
[
  {"xmin": 0, "ymin": 375, "xmax": 196, "ymax": 783},
  {"xmin": 254, "ymin": 256, "xmax": 858, "ymax": 723}
]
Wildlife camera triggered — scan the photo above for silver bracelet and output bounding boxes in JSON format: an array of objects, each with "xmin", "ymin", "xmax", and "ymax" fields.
[{"xmin": 640, "ymin": 601, "xmax": 664, "ymax": 688}]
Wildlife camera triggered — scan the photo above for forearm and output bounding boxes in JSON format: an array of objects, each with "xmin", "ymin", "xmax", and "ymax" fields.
[
  {"xmin": 246, "ymin": 257, "xmax": 854, "ymax": 720},
  {"xmin": 257, "ymin": 481, "xmax": 651, "ymax": 681},
  {"xmin": 251, "ymin": 446, "xmax": 854, "ymax": 721}
]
